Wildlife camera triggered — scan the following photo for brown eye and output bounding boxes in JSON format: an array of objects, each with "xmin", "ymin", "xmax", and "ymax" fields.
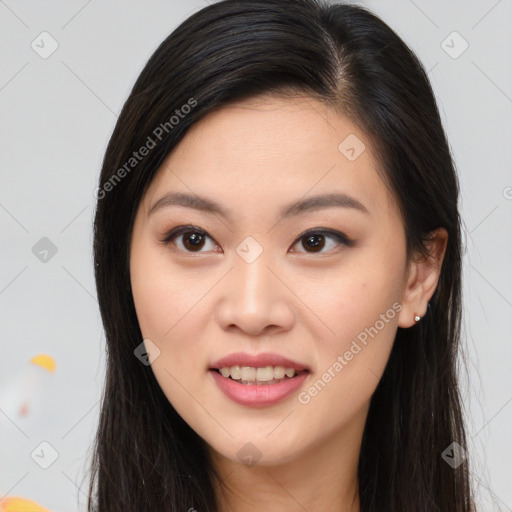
[
  {"xmin": 290, "ymin": 229, "xmax": 355, "ymax": 254},
  {"xmin": 302, "ymin": 233, "xmax": 327, "ymax": 252},
  {"xmin": 181, "ymin": 231, "xmax": 207, "ymax": 251},
  {"xmin": 162, "ymin": 226, "xmax": 218, "ymax": 253},
  {"xmin": 161, "ymin": 226, "xmax": 355, "ymax": 255}
]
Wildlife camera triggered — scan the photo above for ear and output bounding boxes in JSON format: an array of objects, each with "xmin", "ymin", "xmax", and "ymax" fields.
[{"xmin": 397, "ymin": 227, "xmax": 448, "ymax": 328}]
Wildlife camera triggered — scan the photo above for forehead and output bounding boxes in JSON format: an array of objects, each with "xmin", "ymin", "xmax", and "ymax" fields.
[{"xmin": 142, "ymin": 93, "xmax": 399, "ymax": 224}]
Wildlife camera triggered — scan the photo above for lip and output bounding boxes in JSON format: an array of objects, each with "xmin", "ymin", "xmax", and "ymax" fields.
[
  {"xmin": 209, "ymin": 352, "xmax": 309, "ymax": 371},
  {"xmin": 209, "ymin": 369, "xmax": 309, "ymax": 407},
  {"xmin": 208, "ymin": 352, "xmax": 310, "ymax": 408}
]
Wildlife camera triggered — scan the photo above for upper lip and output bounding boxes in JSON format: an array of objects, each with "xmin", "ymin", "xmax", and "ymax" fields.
[{"xmin": 210, "ymin": 352, "xmax": 309, "ymax": 371}]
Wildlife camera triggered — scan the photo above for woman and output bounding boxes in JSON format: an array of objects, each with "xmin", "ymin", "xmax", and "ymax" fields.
[{"xmin": 89, "ymin": 0, "xmax": 475, "ymax": 510}]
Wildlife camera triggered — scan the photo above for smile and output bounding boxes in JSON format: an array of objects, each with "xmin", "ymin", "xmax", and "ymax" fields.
[
  {"xmin": 217, "ymin": 365, "xmax": 306, "ymax": 384},
  {"xmin": 209, "ymin": 367, "xmax": 309, "ymax": 407}
]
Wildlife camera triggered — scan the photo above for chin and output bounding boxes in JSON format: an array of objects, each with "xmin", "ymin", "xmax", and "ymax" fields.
[{"xmin": 207, "ymin": 433, "xmax": 305, "ymax": 469}]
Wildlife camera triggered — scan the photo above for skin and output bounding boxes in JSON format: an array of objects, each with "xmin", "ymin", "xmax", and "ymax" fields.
[{"xmin": 129, "ymin": 92, "xmax": 447, "ymax": 512}]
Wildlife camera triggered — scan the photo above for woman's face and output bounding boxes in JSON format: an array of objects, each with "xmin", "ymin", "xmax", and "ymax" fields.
[{"xmin": 129, "ymin": 93, "xmax": 415, "ymax": 468}]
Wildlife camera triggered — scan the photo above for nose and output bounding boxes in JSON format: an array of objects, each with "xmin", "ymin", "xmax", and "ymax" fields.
[{"xmin": 214, "ymin": 251, "xmax": 295, "ymax": 337}]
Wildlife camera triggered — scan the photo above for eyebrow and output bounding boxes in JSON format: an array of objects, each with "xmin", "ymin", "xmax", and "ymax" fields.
[{"xmin": 148, "ymin": 191, "xmax": 370, "ymax": 219}]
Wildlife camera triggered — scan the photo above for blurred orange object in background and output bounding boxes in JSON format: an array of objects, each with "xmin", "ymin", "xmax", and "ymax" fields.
[{"xmin": 0, "ymin": 495, "xmax": 51, "ymax": 511}]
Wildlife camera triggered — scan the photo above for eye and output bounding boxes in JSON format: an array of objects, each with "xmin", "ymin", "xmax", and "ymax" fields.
[
  {"xmin": 160, "ymin": 225, "xmax": 356, "ymax": 254},
  {"xmin": 161, "ymin": 225, "xmax": 219, "ymax": 253},
  {"xmin": 290, "ymin": 228, "xmax": 356, "ymax": 254}
]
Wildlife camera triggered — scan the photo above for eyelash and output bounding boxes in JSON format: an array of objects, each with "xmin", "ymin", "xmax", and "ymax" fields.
[{"xmin": 160, "ymin": 225, "xmax": 356, "ymax": 255}]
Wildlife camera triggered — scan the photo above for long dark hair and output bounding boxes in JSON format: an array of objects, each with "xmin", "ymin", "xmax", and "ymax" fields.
[{"xmin": 88, "ymin": 0, "xmax": 475, "ymax": 510}]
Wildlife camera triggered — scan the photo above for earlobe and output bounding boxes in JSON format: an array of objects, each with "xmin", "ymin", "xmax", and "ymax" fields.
[{"xmin": 397, "ymin": 227, "xmax": 448, "ymax": 328}]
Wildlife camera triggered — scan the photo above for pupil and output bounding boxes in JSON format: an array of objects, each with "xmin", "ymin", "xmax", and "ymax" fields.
[
  {"xmin": 183, "ymin": 232, "xmax": 326, "ymax": 252},
  {"xmin": 304, "ymin": 234, "xmax": 324, "ymax": 252},
  {"xmin": 185, "ymin": 232, "xmax": 204, "ymax": 251}
]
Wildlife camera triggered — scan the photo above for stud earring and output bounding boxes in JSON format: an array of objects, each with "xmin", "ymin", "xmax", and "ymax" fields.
[{"xmin": 414, "ymin": 314, "xmax": 421, "ymax": 322}]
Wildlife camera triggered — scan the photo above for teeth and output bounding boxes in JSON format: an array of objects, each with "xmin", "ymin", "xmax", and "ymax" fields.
[
  {"xmin": 273, "ymin": 366, "xmax": 285, "ymax": 379},
  {"xmin": 256, "ymin": 366, "xmax": 274, "ymax": 381},
  {"xmin": 241, "ymin": 366, "xmax": 256, "ymax": 381},
  {"xmin": 231, "ymin": 366, "xmax": 241, "ymax": 379},
  {"xmin": 217, "ymin": 365, "xmax": 300, "ymax": 382}
]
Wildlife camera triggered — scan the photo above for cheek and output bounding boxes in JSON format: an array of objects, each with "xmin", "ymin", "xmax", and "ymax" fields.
[
  {"xmin": 130, "ymin": 262, "xmax": 169, "ymax": 340},
  {"xmin": 130, "ymin": 244, "xmax": 209, "ymax": 378},
  {"xmin": 130, "ymin": 257, "xmax": 199, "ymax": 415},
  {"xmin": 301, "ymin": 259, "xmax": 403, "ymax": 369},
  {"xmin": 130, "ymin": 243, "xmax": 187, "ymax": 339},
  {"xmin": 296, "ymin": 277, "xmax": 400, "ymax": 426}
]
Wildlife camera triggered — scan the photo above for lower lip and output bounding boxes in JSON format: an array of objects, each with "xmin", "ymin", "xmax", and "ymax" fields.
[{"xmin": 209, "ymin": 370, "xmax": 308, "ymax": 407}]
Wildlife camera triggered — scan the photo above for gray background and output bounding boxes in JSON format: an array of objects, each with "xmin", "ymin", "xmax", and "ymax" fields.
[{"xmin": 0, "ymin": 1, "xmax": 511, "ymax": 510}]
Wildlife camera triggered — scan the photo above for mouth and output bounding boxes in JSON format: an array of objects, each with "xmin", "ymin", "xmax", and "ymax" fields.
[
  {"xmin": 208, "ymin": 365, "xmax": 310, "ymax": 407},
  {"xmin": 211, "ymin": 365, "xmax": 309, "ymax": 385},
  {"xmin": 208, "ymin": 352, "xmax": 310, "ymax": 406}
]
